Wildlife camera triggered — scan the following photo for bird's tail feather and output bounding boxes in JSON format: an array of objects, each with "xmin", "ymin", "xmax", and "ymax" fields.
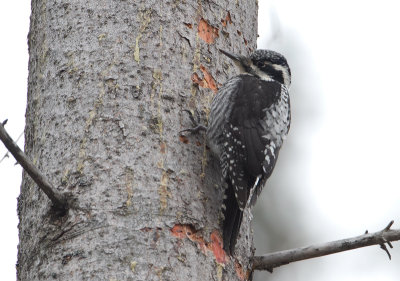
[{"xmin": 222, "ymin": 182, "xmax": 243, "ymax": 255}]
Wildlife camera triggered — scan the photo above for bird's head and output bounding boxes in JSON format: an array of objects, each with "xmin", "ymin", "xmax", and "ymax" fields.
[{"xmin": 219, "ymin": 49, "xmax": 291, "ymax": 88}]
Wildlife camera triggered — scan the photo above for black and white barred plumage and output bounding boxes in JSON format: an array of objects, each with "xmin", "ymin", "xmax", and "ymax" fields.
[{"xmin": 207, "ymin": 49, "xmax": 291, "ymax": 254}]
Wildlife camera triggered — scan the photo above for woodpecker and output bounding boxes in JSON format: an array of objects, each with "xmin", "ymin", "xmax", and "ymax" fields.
[{"xmin": 207, "ymin": 49, "xmax": 291, "ymax": 254}]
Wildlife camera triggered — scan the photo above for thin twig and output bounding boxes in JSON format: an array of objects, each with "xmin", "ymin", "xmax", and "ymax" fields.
[
  {"xmin": 0, "ymin": 120, "xmax": 68, "ymax": 210},
  {"xmin": 253, "ymin": 221, "xmax": 399, "ymax": 272},
  {"xmin": 384, "ymin": 220, "xmax": 394, "ymax": 231},
  {"xmin": 0, "ymin": 130, "xmax": 24, "ymax": 164}
]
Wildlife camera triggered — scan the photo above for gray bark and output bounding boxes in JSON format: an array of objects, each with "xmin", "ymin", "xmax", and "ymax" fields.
[{"xmin": 18, "ymin": 0, "xmax": 257, "ymax": 280}]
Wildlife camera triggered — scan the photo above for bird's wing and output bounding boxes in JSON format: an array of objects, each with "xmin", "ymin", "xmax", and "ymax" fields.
[{"xmin": 220, "ymin": 75, "xmax": 283, "ymax": 209}]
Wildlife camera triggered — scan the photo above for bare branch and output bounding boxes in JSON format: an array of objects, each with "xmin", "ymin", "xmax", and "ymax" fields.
[
  {"xmin": 253, "ymin": 221, "xmax": 399, "ymax": 272},
  {"xmin": 384, "ymin": 220, "xmax": 394, "ymax": 231},
  {"xmin": 0, "ymin": 129, "xmax": 24, "ymax": 164},
  {"xmin": 0, "ymin": 120, "xmax": 68, "ymax": 211}
]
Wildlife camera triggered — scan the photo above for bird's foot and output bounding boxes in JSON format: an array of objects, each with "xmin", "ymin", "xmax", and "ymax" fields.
[{"xmin": 179, "ymin": 109, "xmax": 207, "ymax": 135}]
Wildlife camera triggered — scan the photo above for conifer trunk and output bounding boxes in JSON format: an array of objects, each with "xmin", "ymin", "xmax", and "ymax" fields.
[{"xmin": 18, "ymin": 0, "xmax": 257, "ymax": 279}]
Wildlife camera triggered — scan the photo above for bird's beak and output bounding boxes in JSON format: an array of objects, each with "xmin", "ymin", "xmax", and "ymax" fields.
[
  {"xmin": 219, "ymin": 49, "xmax": 242, "ymax": 62},
  {"xmin": 219, "ymin": 49, "xmax": 250, "ymax": 70}
]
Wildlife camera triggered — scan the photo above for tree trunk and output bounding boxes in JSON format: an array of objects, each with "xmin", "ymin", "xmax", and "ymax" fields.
[{"xmin": 18, "ymin": 0, "xmax": 257, "ymax": 280}]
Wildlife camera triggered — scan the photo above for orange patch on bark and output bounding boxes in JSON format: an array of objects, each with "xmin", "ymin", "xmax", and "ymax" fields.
[
  {"xmin": 221, "ymin": 11, "xmax": 232, "ymax": 27},
  {"xmin": 208, "ymin": 230, "xmax": 227, "ymax": 264},
  {"xmin": 179, "ymin": 135, "xmax": 189, "ymax": 144},
  {"xmin": 198, "ymin": 18, "xmax": 219, "ymax": 44},
  {"xmin": 200, "ymin": 65, "xmax": 218, "ymax": 92},
  {"xmin": 191, "ymin": 73, "xmax": 202, "ymax": 85},
  {"xmin": 186, "ymin": 225, "xmax": 208, "ymax": 254},
  {"xmin": 170, "ymin": 224, "xmax": 187, "ymax": 239},
  {"xmin": 234, "ymin": 261, "xmax": 251, "ymax": 281},
  {"xmin": 191, "ymin": 65, "xmax": 218, "ymax": 93},
  {"xmin": 170, "ymin": 224, "xmax": 228, "ymax": 264},
  {"xmin": 183, "ymin": 22, "xmax": 193, "ymax": 29},
  {"xmin": 160, "ymin": 142, "xmax": 166, "ymax": 153}
]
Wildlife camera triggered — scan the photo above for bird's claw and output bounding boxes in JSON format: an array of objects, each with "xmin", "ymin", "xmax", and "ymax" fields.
[{"xmin": 180, "ymin": 109, "xmax": 207, "ymax": 135}]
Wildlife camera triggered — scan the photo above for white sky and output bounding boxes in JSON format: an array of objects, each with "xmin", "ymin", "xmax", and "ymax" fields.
[
  {"xmin": 256, "ymin": 0, "xmax": 400, "ymax": 280},
  {"xmin": 1, "ymin": 1, "xmax": 400, "ymax": 280},
  {"xmin": 0, "ymin": 1, "xmax": 30, "ymax": 280},
  {"xmin": 261, "ymin": 0, "xmax": 400, "ymax": 229}
]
